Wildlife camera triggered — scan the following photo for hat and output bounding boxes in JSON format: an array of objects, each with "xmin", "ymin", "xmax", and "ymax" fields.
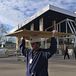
[{"xmin": 30, "ymin": 38, "xmax": 41, "ymax": 43}]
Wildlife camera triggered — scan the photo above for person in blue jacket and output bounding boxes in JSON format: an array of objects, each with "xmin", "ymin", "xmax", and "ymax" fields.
[{"xmin": 20, "ymin": 33, "xmax": 57, "ymax": 76}]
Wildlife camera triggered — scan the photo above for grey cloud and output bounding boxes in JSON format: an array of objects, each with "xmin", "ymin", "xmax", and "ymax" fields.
[{"xmin": 0, "ymin": 0, "xmax": 76, "ymax": 28}]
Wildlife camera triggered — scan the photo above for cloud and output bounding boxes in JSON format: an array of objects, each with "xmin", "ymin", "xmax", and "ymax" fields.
[
  {"xmin": 0, "ymin": 15, "xmax": 14, "ymax": 26},
  {"xmin": 0, "ymin": 0, "xmax": 76, "ymax": 30},
  {"xmin": 0, "ymin": 3, "xmax": 26, "ymax": 25},
  {"xmin": 0, "ymin": 0, "xmax": 50, "ymax": 26},
  {"xmin": 49, "ymin": 0, "xmax": 76, "ymax": 10}
]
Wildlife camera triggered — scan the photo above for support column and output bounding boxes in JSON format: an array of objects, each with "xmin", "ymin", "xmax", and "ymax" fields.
[
  {"xmin": 66, "ymin": 20, "xmax": 68, "ymax": 33},
  {"xmin": 30, "ymin": 23, "xmax": 34, "ymax": 31},
  {"xmin": 59, "ymin": 24, "xmax": 61, "ymax": 32},
  {"xmin": 57, "ymin": 24, "xmax": 58, "ymax": 32},
  {"xmin": 16, "ymin": 37, "xmax": 24, "ymax": 61},
  {"xmin": 39, "ymin": 18, "xmax": 43, "ymax": 31},
  {"xmin": 29, "ymin": 23, "xmax": 34, "ymax": 48},
  {"xmin": 52, "ymin": 20, "xmax": 61, "ymax": 54},
  {"xmin": 52, "ymin": 20, "xmax": 56, "ymax": 30},
  {"xmin": 16, "ymin": 37, "xmax": 21, "ymax": 50},
  {"xmin": 39, "ymin": 17, "xmax": 44, "ymax": 48}
]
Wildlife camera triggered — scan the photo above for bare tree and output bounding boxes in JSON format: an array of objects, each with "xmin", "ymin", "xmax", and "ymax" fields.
[{"xmin": 0, "ymin": 24, "xmax": 9, "ymax": 42}]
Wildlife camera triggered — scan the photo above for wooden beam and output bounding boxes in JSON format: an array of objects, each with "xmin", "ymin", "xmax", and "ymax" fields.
[{"xmin": 6, "ymin": 29, "xmax": 74, "ymax": 39}]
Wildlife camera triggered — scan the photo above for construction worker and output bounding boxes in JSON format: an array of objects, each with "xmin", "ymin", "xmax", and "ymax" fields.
[{"xmin": 20, "ymin": 32, "xmax": 57, "ymax": 76}]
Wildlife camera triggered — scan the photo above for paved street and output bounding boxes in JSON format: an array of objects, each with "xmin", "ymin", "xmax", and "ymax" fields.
[{"xmin": 0, "ymin": 55, "xmax": 76, "ymax": 76}]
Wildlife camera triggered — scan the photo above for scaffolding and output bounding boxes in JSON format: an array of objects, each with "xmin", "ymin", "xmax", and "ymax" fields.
[{"xmin": 45, "ymin": 18, "xmax": 76, "ymax": 55}]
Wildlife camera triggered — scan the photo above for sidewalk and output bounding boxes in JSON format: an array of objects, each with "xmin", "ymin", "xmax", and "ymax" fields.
[{"xmin": 0, "ymin": 55, "xmax": 76, "ymax": 76}]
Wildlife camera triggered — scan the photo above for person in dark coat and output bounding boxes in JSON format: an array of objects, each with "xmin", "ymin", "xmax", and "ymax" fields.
[
  {"xmin": 64, "ymin": 46, "xmax": 70, "ymax": 59},
  {"xmin": 20, "ymin": 34, "xmax": 57, "ymax": 76},
  {"xmin": 74, "ymin": 46, "xmax": 76, "ymax": 59}
]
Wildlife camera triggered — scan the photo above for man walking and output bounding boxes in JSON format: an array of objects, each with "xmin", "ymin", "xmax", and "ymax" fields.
[
  {"xmin": 64, "ymin": 45, "xmax": 70, "ymax": 59},
  {"xmin": 74, "ymin": 46, "xmax": 76, "ymax": 59}
]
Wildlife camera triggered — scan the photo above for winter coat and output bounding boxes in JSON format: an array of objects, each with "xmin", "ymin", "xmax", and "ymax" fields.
[{"xmin": 21, "ymin": 37, "xmax": 57, "ymax": 76}]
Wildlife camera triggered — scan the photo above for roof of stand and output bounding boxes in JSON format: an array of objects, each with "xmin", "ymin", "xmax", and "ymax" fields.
[
  {"xmin": 7, "ymin": 5, "xmax": 76, "ymax": 38},
  {"xmin": 19, "ymin": 5, "xmax": 76, "ymax": 30}
]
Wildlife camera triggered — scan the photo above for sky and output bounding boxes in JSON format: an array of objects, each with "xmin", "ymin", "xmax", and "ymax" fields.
[{"xmin": 0, "ymin": 0, "xmax": 76, "ymax": 32}]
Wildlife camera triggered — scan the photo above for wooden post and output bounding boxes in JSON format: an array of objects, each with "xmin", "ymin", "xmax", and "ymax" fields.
[
  {"xmin": 30, "ymin": 23, "xmax": 34, "ymax": 31},
  {"xmin": 16, "ymin": 36, "xmax": 24, "ymax": 61},
  {"xmin": 52, "ymin": 20, "xmax": 56, "ymax": 30},
  {"xmin": 16, "ymin": 37, "xmax": 21, "ymax": 50},
  {"xmin": 39, "ymin": 17, "xmax": 44, "ymax": 48},
  {"xmin": 39, "ymin": 18, "xmax": 43, "ymax": 31}
]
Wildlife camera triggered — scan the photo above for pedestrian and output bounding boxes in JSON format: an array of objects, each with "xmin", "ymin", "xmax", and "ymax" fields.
[
  {"xmin": 64, "ymin": 45, "xmax": 70, "ymax": 59},
  {"xmin": 20, "ymin": 36, "xmax": 26, "ymax": 56},
  {"xmin": 74, "ymin": 46, "xmax": 76, "ymax": 59},
  {"xmin": 20, "ymin": 33, "xmax": 57, "ymax": 76}
]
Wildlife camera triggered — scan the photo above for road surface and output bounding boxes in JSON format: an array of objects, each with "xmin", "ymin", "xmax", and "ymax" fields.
[{"xmin": 0, "ymin": 55, "xmax": 76, "ymax": 76}]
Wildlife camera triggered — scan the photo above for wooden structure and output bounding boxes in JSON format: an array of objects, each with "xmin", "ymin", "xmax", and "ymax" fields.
[{"xmin": 7, "ymin": 5, "xmax": 76, "ymax": 54}]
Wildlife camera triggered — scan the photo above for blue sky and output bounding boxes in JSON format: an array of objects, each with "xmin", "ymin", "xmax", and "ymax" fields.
[{"xmin": 0, "ymin": 0, "xmax": 76, "ymax": 32}]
